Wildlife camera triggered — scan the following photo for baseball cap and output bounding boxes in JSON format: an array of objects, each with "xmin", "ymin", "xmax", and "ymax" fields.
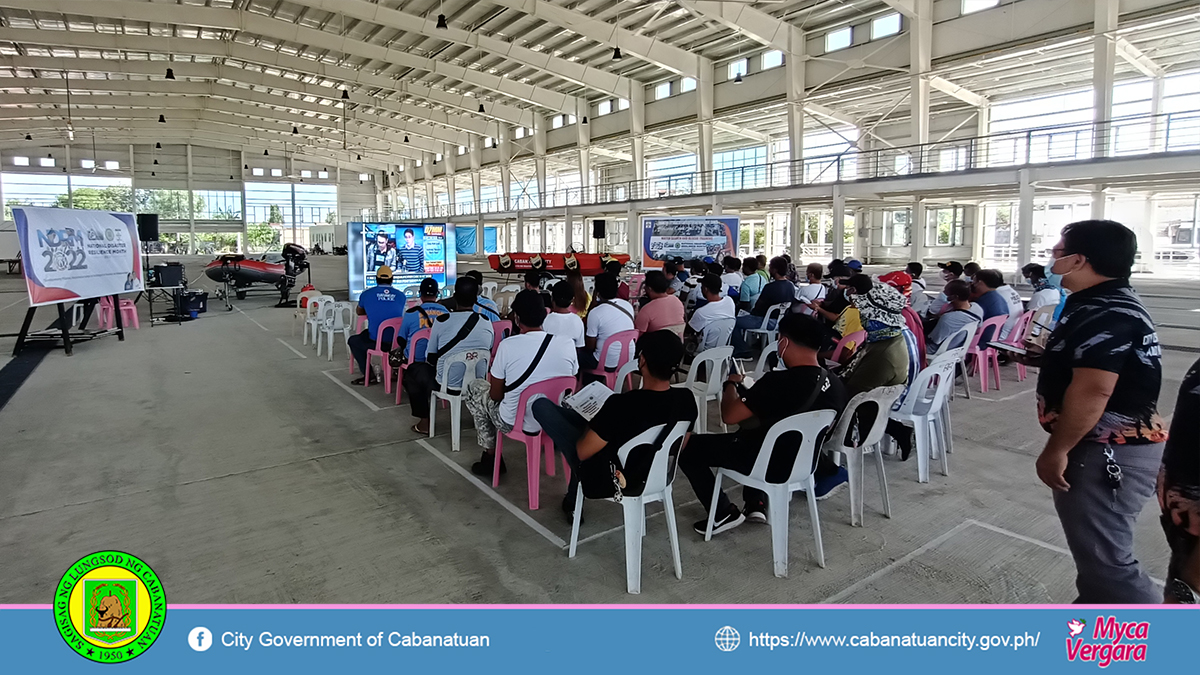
[
  {"xmin": 825, "ymin": 260, "xmax": 851, "ymax": 278},
  {"xmin": 846, "ymin": 259, "xmax": 863, "ymax": 270},
  {"xmin": 419, "ymin": 277, "xmax": 439, "ymax": 297},
  {"xmin": 937, "ymin": 261, "xmax": 964, "ymax": 276},
  {"xmin": 879, "ymin": 271, "xmax": 913, "ymax": 294},
  {"xmin": 376, "ymin": 265, "xmax": 393, "ymax": 280}
]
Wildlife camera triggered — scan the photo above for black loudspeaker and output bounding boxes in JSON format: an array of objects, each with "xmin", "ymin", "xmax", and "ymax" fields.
[
  {"xmin": 592, "ymin": 219, "xmax": 606, "ymax": 239},
  {"xmin": 136, "ymin": 213, "xmax": 159, "ymax": 242}
]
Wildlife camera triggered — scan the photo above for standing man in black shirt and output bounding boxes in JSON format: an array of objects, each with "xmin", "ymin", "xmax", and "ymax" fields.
[
  {"xmin": 1036, "ymin": 219, "xmax": 1168, "ymax": 604},
  {"xmin": 681, "ymin": 313, "xmax": 848, "ymax": 535},
  {"xmin": 1159, "ymin": 358, "xmax": 1199, "ymax": 604}
]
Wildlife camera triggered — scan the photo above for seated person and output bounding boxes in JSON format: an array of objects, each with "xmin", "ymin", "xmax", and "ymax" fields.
[
  {"xmin": 524, "ymin": 269, "xmax": 554, "ymax": 310},
  {"xmin": 963, "ymin": 261, "xmax": 981, "ymax": 282},
  {"xmin": 810, "ymin": 274, "xmax": 871, "ymax": 357},
  {"xmin": 680, "ymin": 313, "xmax": 849, "ymax": 533},
  {"xmin": 687, "ymin": 274, "xmax": 735, "ymax": 352},
  {"xmin": 906, "ymin": 262, "xmax": 930, "ymax": 315},
  {"xmin": 840, "ymin": 283, "xmax": 911, "ymax": 398},
  {"xmin": 581, "ymin": 273, "xmax": 635, "ymax": 372},
  {"xmin": 968, "ymin": 268, "xmax": 1010, "ymax": 344},
  {"xmin": 738, "ymin": 257, "xmax": 766, "ymax": 312},
  {"xmin": 731, "ymin": 256, "xmax": 796, "ymax": 359},
  {"xmin": 754, "ymin": 254, "xmax": 769, "ymax": 281},
  {"xmin": 464, "ymin": 290, "xmax": 578, "ymax": 477},
  {"xmin": 564, "ymin": 269, "xmax": 591, "ymax": 318},
  {"xmin": 543, "ymin": 281, "xmax": 586, "ymax": 349},
  {"xmin": 992, "ymin": 269, "xmax": 1026, "ymax": 340},
  {"xmin": 634, "ymin": 271, "xmax": 685, "ymax": 335},
  {"xmin": 1021, "ymin": 263, "xmax": 1062, "ymax": 312},
  {"xmin": 681, "ymin": 259, "xmax": 708, "ymax": 311},
  {"xmin": 925, "ymin": 279, "xmax": 982, "ymax": 353},
  {"xmin": 402, "ymin": 276, "xmax": 495, "ymax": 434},
  {"xmin": 531, "ymin": 330, "xmax": 698, "ymax": 518},
  {"xmin": 605, "ymin": 260, "xmax": 631, "ymax": 301},
  {"xmin": 926, "ymin": 261, "xmax": 963, "ymax": 317},
  {"xmin": 663, "ymin": 261, "xmax": 684, "ymax": 296},
  {"xmin": 719, "ymin": 256, "xmax": 744, "ymax": 300},
  {"xmin": 397, "ymin": 278, "xmax": 448, "ymax": 362},
  {"xmin": 794, "ymin": 262, "xmax": 827, "ymax": 316},
  {"xmin": 349, "ymin": 265, "xmax": 405, "ymax": 385},
  {"xmin": 440, "ymin": 270, "xmax": 502, "ymax": 321}
]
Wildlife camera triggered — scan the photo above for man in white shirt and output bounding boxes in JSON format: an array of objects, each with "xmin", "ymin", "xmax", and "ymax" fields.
[
  {"xmin": 994, "ymin": 272, "xmax": 1026, "ymax": 340},
  {"xmin": 719, "ymin": 256, "xmax": 744, "ymax": 300},
  {"xmin": 906, "ymin": 262, "xmax": 930, "ymax": 315},
  {"xmin": 465, "ymin": 290, "xmax": 578, "ymax": 478},
  {"xmin": 543, "ymin": 281, "xmax": 586, "ymax": 348},
  {"xmin": 1021, "ymin": 263, "xmax": 1063, "ymax": 312},
  {"xmin": 794, "ymin": 262, "xmax": 827, "ymax": 316},
  {"xmin": 402, "ymin": 276, "xmax": 495, "ymax": 434},
  {"xmin": 688, "ymin": 274, "xmax": 736, "ymax": 350},
  {"xmin": 583, "ymin": 273, "xmax": 635, "ymax": 371},
  {"xmin": 926, "ymin": 261, "xmax": 964, "ymax": 317}
]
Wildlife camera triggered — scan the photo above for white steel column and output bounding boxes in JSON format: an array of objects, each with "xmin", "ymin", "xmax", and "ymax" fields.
[
  {"xmin": 239, "ymin": 150, "xmax": 247, "ymax": 251},
  {"xmin": 469, "ymin": 142, "xmax": 482, "ymax": 206},
  {"xmin": 1138, "ymin": 196, "xmax": 1157, "ymax": 272},
  {"xmin": 786, "ymin": 30, "xmax": 806, "ymax": 176},
  {"xmin": 186, "ymin": 144, "xmax": 196, "ymax": 254},
  {"xmin": 1093, "ymin": 0, "xmax": 1118, "ymax": 159},
  {"xmin": 443, "ymin": 144, "xmax": 457, "ymax": 216},
  {"xmin": 1150, "ymin": 76, "xmax": 1166, "ymax": 152},
  {"xmin": 128, "ymin": 144, "xmax": 137, "ymax": 214},
  {"xmin": 534, "ymin": 117, "xmax": 548, "ymax": 207},
  {"xmin": 910, "ymin": 0, "xmax": 932, "ymax": 172},
  {"xmin": 630, "ymin": 86, "xmax": 646, "ymax": 195},
  {"xmin": 576, "ymin": 98, "xmax": 592, "ymax": 198},
  {"xmin": 499, "ymin": 126, "xmax": 513, "ymax": 212},
  {"xmin": 832, "ymin": 185, "xmax": 846, "ymax": 260},
  {"xmin": 910, "ymin": 197, "xmax": 927, "ymax": 263},
  {"xmin": 627, "ymin": 203, "xmax": 640, "ymax": 260},
  {"xmin": 515, "ymin": 211, "xmax": 525, "ymax": 252},
  {"xmin": 1091, "ymin": 188, "xmax": 1107, "ymax": 220},
  {"xmin": 540, "ymin": 219, "xmax": 548, "ymax": 254},
  {"xmin": 1018, "ymin": 169, "xmax": 1035, "ymax": 269},
  {"xmin": 698, "ymin": 65, "xmax": 715, "ymax": 192},
  {"xmin": 65, "ymin": 145, "xmax": 73, "ymax": 208},
  {"xmin": 476, "ymin": 215, "xmax": 484, "ymax": 256}
]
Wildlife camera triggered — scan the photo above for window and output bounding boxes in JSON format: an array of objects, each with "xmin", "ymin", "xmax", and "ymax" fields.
[
  {"xmin": 567, "ymin": 114, "xmax": 577, "ymax": 125},
  {"xmin": 415, "ymin": 160, "xmax": 423, "ymax": 167},
  {"xmin": 435, "ymin": 153, "xmax": 443, "ymax": 162},
  {"xmin": 359, "ymin": 173, "xmax": 371, "ymax": 182},
  {"xmin": 484, "ymin": 136, "xmax": 495, "ymax": 148},
  {"xmin": 884, "ymin": 209, "xmax": 910, "ymax": 247},
  {"xmin": 872, "ymin": 13, "xmax": 901, "ymax": 39},
  {"xmin": 252, "ymin": 167, "xmax": 265, "ymax": 176},
  {"xmin": 105, "ymin": 161, "xmax": 120, "ymax": 171},
  {"xmin": 680, "ymin": 77, "xmax": 696, "ymax": 93},
  {"xmin": 40, "ymin": 157, "xmax": 55, "ymax": 168},
  {"xmin": 13, "ymin": 156, "xmax": 29, "ymax": 166},
  {"xmin": 552, "ymin": 115, "xmax": 564, "ymax": 129},
  {"xmin": 825, "ymin": 26, "xmax": 852, "ymax": 52},
  {"xmin": 617, "ymin": 98, "xmax": 630, "ymax": 111},
  {"xmin": 300, "ymin": 170, "xmax": 312, "ymax": 178},
  {"xmin": 654, "ymin": 82, "xmax": 671, "ymax": 100},
  {"xmin": 962, "ymin": 0, "xmax": 999, "ymax": 14},
  {"xmin": 514, "ymin": 127, "xmax": 526, "ymax": 139},
  {"xmin": 761, "ymin": 50, "xmax": 783, "ymax": 70},
  {"xmin": 728, "ymin": 59, "xmax": 748, "ymax": 81},
  {"xmin": 597, "ymin": 100, "xmax": 612, "ymax": 115},
  {"xmin": 270, "ymin": 168, "xmax": 283, "ymax": 177},
  {"xmin": 926, "ymin": 206, "xmax": 966, "ymax": 246},
  {"xmin": 458, "ymin": 145, "xmax": 466, "ymax": 155},
  {"xmin": 318, "ymin": 170, "xmax": 329, "ymax": 179},
  {"xmin": 81, "ymin": 159, "xmax": 95, "ymax": 169}
]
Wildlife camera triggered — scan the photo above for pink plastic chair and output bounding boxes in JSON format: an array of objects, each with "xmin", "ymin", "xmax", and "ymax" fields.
[
  {"xmin": 491, "ymin": 320, "xmax": 513, "ymax": 356},
  {"xmin": 363, "ymin": 317, "xmax": 406, "ymax": 391},
  {"xmin": 98, "ymin": 296, "xmax": 140, "ymax": 330},
  {"xmin": 581, "ymin": 330, "xmax": 639, "ymax": 390},
  {"xmin": 395, "ymin": 328, "xmax": 431, "ymax": 405},
  {"xmin": 1000, "ymin": 310, "xmax": 1036, "ymax": 382},
  {"xmin": 830, "ymin": 330, "xmax": 866, "ymax": 363},
  {"xmin": 966, "ymin": 315, "xmax": 1008, "ymax": 393},
  {"xmin": 493, "ymin": 376, "xmax": 578, "ymax": 510}
]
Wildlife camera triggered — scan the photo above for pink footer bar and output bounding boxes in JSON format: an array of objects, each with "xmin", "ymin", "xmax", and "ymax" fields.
[{"xmin": 0, "ymin": 604, "xmax": 1186, "ymax": 610}]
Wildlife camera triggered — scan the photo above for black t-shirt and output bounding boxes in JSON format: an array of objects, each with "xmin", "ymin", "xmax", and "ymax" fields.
[
  {"xmin": 578, "ymin": 387, "xmax": 698, "ymax": 498},
  {"xmin": 1161, "ymin": 357, "xmax": 1197, "ymax": 572},
  {"xmin": 1036, "ymin": 279, "xmax": 1167, "ymax": 446},
  {"xmin": 738, "ymin": 366, "xmax": 848, "ymax": 481},
  {"xmin": 752, "ymin": 279, "xmax": 796, "ymax": 316}
]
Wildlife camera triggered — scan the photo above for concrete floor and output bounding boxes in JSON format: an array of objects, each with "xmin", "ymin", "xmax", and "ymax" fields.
[{"xmin": 0, "ymin": 256, "xmax": 1193, "ymax": 604}]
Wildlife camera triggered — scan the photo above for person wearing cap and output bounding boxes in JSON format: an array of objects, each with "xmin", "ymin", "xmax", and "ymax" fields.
[
  {"xmin": 845, "ymin": 259, "xmax": 864, "ymax": 275},
  {"xmin": 397, "ymin": 278, "xmax": 448, "ymax": 365},
  {"xmin": 927, "ymin": 261, "xmax": 964, "ymax": 316},
  {"xmin": 1021, "ymin": 263, "xmax": 1062, "ymax": 312},
  {"xmin": 841, "ymin": 281, "xmax": 911, "ymax": 398},
  {"xmin": 881, "ymin": 270, "xmax": 927, "ymax": 365},
  {"xmin": 906, "ymin": 262, "xmax": 930, "ymax": 315},
  {"xmin": 683, "ymin": 259, "xmax": 710, "ymax": 312},
  {"xmin": 809, "ymin": 274, "xmax": 871, "ymax": 358},
  {"xmin": 349, "ymin": 265, "xmax": 406, "ymax": 385}
]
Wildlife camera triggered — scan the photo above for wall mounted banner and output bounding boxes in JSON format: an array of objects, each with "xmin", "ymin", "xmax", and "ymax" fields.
[
  {"xmin": 641, "ymin": 216, "xmax": 739, "ymax": 269},
  {"xmin": 13, "ymin": 206, "xmax": 143, "ymax": 307}
]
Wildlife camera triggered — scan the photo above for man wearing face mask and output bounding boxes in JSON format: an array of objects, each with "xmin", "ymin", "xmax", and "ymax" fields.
[
  {"xmin": 1035, "ymin": 219, "xmax": 1168, "ymax": 604},
  {"xmin": 926, "ymin": 261, "xmax": 963, "ymax": 317}
]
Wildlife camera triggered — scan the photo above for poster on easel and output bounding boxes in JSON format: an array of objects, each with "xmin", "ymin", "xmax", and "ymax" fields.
[
  {"xmin": 13, "ymin": 206, "xmax": 144, "ymax": 307},
  {"xmin": 641, "ymin": 215, "xmax": 739, "ymax": 269}
]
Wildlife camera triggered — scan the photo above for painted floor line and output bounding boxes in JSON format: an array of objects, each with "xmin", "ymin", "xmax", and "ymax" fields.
[
  {"xmin": 321, "ymin": 369, "xmax": 382, "ymax": 412},
  {"xmin": 235, "ymin": 306, "xmax": 271, "ymax": 332},
  {"xmin": 416, "ymin": 438, "xmax": 567, "ymax": 550},
  {"xmin": 276, "ymin": 338, "xmax": 308, "ymax": 359},
  {"xmin": 572, "ymin": 498, "xmax": 701, "ymax": 548},
  {"xmin": 0, "ymin": 297, "xmax": 27, "ymax": 313},
  {"xmin": 821, "ymin": 520, "xmax": 974, "ymax": 604}
]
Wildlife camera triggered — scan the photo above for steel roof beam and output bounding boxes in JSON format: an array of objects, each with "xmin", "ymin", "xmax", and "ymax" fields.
[{"xmin": 675, "ymin": 1, "xmax": 805, "ymax": 54}]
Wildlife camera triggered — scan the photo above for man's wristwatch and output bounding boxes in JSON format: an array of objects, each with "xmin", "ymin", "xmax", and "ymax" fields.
[{"xmin": 1165, "ymin": 578, "xmax": 1198, "ymax": 604}]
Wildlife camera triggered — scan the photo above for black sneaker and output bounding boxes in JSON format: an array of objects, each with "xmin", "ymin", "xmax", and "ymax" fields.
[
  {"xmin": 694, "ymin": 506, "xmax": 745, "ymax": 536},
  {"xmin": 562, "ymin": 495, "xmax": 584, "ymax": 524},
  {"xmin": 470, "ymin": 453, "xmax": 505, "ymax": 477},
  {"xmin": 744, "ymin": 501, "xmax": 768, "ymax": 524}
]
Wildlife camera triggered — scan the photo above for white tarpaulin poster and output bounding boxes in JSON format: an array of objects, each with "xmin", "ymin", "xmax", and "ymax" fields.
[{"xmin": 13, "ymin": 206, "xmax": 144, "ymax": 307}]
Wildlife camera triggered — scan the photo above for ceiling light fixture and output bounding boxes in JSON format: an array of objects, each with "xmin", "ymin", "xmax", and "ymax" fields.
[
  {"xmin": 404, "ymin": 135, "xmax": 409, "ymax": 143},
  {"xmin": 156, "ymin": 142, "xmax": 162, "ymax": 149},
  {"xmin": 612, "ymin": 47, "xmax": 622, "ymax": 61},
  {"xmin": 25, "ymin": 134, "xmax": 32, "ymax": 141},
  {"xmin": 263, "ymin": 150, "xmax": 269, "ymax": 156},
  {"xmin": 165, "ymin": 67, "xmax": 175, "ymax": 80},
  {"xmin": 151, "ymin": 171, "xmax": 156, "ymax": 177},
  {"xmin": 582, "ymin": 116, "xmax": 588, "ymax": 125},
  {"xmin": 436, "ymin": 14, "xmax": 448, "ymax": 29},
  {"xmin": 153, "ymin": 159, "xmax": 159, "ymax": 165},
  {"xmin": 341, "ymin": 89, "xmax": 349, "ymax": 100},
  {"xmin": 357, "ymin": 154, "xmax": 362, "ymax": 160},
  {"xmin": 733, "ymin": 72, "xmax": 743, "ymax": 84},
  {"xmin": 293, "ymin": 126, "xmax": 299, "ymax": 134},
  {"xmin": 244, "ymin": 164, "xmax": 249, "ymax": 169},
  {"xmin": 478, "ymin": 103, "xmax": 485, "ymax": 113},
  {"xmin": 158, "ymin": 114, "xmax": 166, "ymax": 123}
]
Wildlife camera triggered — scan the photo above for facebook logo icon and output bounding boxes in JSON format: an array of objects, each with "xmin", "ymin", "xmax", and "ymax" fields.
[{"xmin": 188, "ymin": 627, "xmax": 213, "ymax": 652}]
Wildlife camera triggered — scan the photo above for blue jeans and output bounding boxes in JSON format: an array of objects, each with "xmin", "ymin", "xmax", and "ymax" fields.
[
  {"xmin": 531, "ymin": 399, "xmax": 588, "ymax": 501},
  {"xmin": 731, "ymin": 313, "xmax": 774, "ymax": 358}
]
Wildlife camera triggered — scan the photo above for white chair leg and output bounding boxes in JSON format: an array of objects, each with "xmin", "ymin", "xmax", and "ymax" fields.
[
  {"xmin": 768, "ymin": 490, "xmax": 791, "ymax": 578},
  {"xmin": 450, "ymin": 398, "xmax": 461, "ymax": 452},
  {"xmin": 428, "ymin": 395, "xmax": 438, "ymax": 438},
  {"xmin": 696, "ymin": 396, "xmax": 707, "ymax": 434},
  {"xmin": 935, "ymin": 418, "xmax": 949, "ymax": 477},
  {"xmin": 663, "ymin": 486, "xmax": 682, "ymax": 580},
  {"xmin": 846, "ymin": 446, "xmax": 861, "ymax": 527},
  {"xmin": 704, "ymin": 471, "xmax": 724, "ymax": 542},
  {"xmin": 914, "ymin": 419, "xmax": 931, "ymax": 483},
  {"xmin": 302, "ymin": 323, "xmax": 309, "ymax": 344},
  {"xmin": 805, "ymin": 484, "xmax": 825, "ymax": 569},
  {"xmin": 622, "ymin": 499, "xmax": 643, "ymax": 594},
  {"xmin": 873, "ymin": 445, "xmax": 892, "ymax": 518},
  {"xmin": 940, "ymin": 399, "xmax": 953, "ymax": 453},
  {"xmin": 568, "ymin": 484, "xmax": 584, "ymax": 558}
]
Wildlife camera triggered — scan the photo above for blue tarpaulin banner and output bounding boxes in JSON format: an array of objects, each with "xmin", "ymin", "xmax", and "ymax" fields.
[{"xmin": 456, "ymin": 227, "xmax": 476, "ymax": 255}]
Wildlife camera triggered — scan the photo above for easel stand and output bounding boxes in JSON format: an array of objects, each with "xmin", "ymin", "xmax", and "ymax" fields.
[{"xmin": 7, "ymin": 295, "xmax": 126, "ymax": 357}]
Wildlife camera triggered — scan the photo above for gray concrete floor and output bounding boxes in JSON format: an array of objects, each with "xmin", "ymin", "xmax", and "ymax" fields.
[{"xmin": 0, "ymin": 256, "xmax": 1193, "ymax": 604}]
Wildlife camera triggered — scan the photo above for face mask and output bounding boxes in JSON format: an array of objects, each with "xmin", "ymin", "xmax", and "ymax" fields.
[
  {"xmin": 1046, "ymin": 257, "xmax": 1070, "ymax": 288},
  {"xmin": 964, "ymin": 275, "xmax": 974, "ymax": 283}
]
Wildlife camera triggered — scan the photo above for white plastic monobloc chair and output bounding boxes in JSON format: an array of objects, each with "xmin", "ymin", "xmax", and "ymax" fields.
[
  {"xmin": 700, "ymin": 317, "xmax": 737, "ymax": 351},
  {"xmin": 672, "ymin": 346, "xmax": 732, "ymax": 433},
  {"xmin": 705, "ymin": 409, "xmax": 838, "ymax": 577},
  {"xmin": 743, "ymin": 302, "xmax": 790, "ymax": 351},
  {"xmin": 304, "ymin": 295, "xmax": 335, "ymax": 347},
  {"xmin": 614, "ymin": 358, "xmax": 640, "ymax": 393},
  {"xmin": 750, "ymin": 340, "xmax": 779, "ymax": 380},
  {"xmin": 569, "ymin": 420, "xmax": 691, "ymax": 594},
  {"xmin": 480, "ymin": 281, "xmax": 498, "ymax": 299},
  {"xmin": 888, "ymin": 358, "xmax": 957, "ymax": 483},
  {"xmin": 822, "ymin": 385, "xmax": 906, "ymax": 527},
  {"xmin": 929, "ymin": 323, "xmax": 977, "ymax": 401},
  {"xmin": 318, "ymin": 301, "xmax": 355, "ymax": 361},
  {"xmin": 429, "ymin": 349, "xmax": 491, "ymax": 453},
  {"xmin": 292, "ymin": 290, "xmax": 322, "ymax": 335}
]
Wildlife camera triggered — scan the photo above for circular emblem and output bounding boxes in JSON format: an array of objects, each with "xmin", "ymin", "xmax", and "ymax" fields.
[
  {"xmin": 105, "ymin": 228, "xmax": 115, "ymax": 241},
  {"xmin": 54, "ymin": 551, "xmax": 166, "ymax": 663},
  {"xmin": 714, "ymin": 625, "xmax": 740, "ymax": 652}
]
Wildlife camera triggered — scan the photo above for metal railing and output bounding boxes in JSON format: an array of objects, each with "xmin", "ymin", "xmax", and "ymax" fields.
[{"xmin": 382, "ymin": 110, "xmax": 1200, "ymax": 222}]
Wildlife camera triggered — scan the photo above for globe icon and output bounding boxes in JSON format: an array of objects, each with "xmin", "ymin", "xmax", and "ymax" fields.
[{"xmin": 714, "ymin": 626, "xmax": 740, "ymax": 652}]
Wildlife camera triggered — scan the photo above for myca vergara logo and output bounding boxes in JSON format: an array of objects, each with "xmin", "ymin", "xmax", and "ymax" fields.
[
  {"xmin": 54, "ymin": 551, "xmax": 166, "ymax": 663},
  {"xmin": 1065, "ymin": 616, "xmax": 1148, "ymax": 668}
]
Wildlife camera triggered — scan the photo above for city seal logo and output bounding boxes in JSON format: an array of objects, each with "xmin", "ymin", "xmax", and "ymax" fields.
[{"xmin": 54, "ymin": 551, "xmax": 166, "ymax": 663}]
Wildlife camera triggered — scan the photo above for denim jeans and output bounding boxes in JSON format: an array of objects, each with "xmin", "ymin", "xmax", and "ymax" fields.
[
  {"xmin": 731, "ymin": 313, "xmax": 775, "ymax": 358},
  {"xmin": 531, "ymin": 398, "xmax": 588, "ymax": 501}
]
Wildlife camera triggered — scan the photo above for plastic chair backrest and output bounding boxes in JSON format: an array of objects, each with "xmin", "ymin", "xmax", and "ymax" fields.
[
  {"xmin": 437, "ymin": 349, "xmax": 491, "ymax": 394},
  {"xmin": 593, "ymin": 329, "xmax": 639, "ymax": 371},
  {"xmin": 308, "ymin": 294, "xmax": 335, "ymax": 319},
  {"xmin": 894, "ymin": 358, "xmax": 957, "ymax": 417},
  {"xmin": 701, "ymin": 318, "xmax": 736, "ymax": 349},
  {"xmin": 481, "ymin": 281, "xmax": 498, "ymax": 298},
  {"xmin": 615, "ymin": 358, "xmax": 640, "ymax": 393},
  {"xmin": 494, "ymin": 292, "xmax": 516, "ymax": 316},
  {"xmin": 1004, "ymin": 310, "xmax": 1036, "ymax": 346},
  {"xmin": 500, "ymin": 284, "xmax": 522, "ymax": 294},
  {"xmin": 99, "ymin": 296, "xmax": 114, "ymax": 309},
  {"xmin": 317, "ymin": 299, "xmax": 338, "ymax": 326},
  {"xmin": 685, "ymin": 346, "xmax": 733, "ymax": 397},
  {"xmin": 969, "ymin": 315, "xmax": 1007, "ymax": 352},
  {"xmin": 296, "ymin": 290, "xmax": 321, "ymax": 310},
  {"xmin": 751, "ymin": 341, "xmax": 779, "ymax": 379},
  {"xmin": 491, "ymin": 320, "xmax": 513, "ymax": 354},
  {"xmin": 510, "ymin": 375, "xmax": 577, "ymax": 435},
  {"xmin": 406, "ymin": 327, "xmax": 431, "ymax": 362},
  {"xmin": 615, "ymin": 420, "xmax": 691, "ymax": 496},
  {"xmin": 831, "ymin": 330, "xmax": 866, "ymax": 361},
  {"xmin": 823, "ymin": 385, "xmax": 906, "ymax": 455},
  {"xmin": 373, "ymin": 317, "xmax": 406, "ymax": 351},
  {"xmin": 930, "ymin": 323, "xmax": 977, "ymax": 361},
  {"xmin": 748, "ymin": 409, "xmax": 838, "ymax": 485},
  {"xmin": 758, "ymin": 302, "xmax": 791, "ymax": 329},
  {"xmin": 403, "ymin": 285, "xmax": 420, "ymax": 299},
  {"xmin": 332, "ymin": 302, "xmax": 355, "ymax": 330}
]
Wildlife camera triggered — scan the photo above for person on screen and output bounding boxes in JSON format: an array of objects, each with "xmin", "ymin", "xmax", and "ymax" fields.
[
  {"xmin": 367, "ymin": 231, "xmax": 396, "ymax": 272},
  {"xmin": 349, "ymin": 265, "xmax": 405, "ymax": 385},
  {"xmin": 398, "ymin": 228, "xmax": 425, "ymax": 272}
]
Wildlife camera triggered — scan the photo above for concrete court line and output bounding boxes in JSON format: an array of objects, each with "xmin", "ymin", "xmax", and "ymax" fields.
[
  {"xmin": 572, "ymin": 498, "xmax": 701, "ymax": 548},
  {"xmin": 0, "ymin": 297, "xmax": 27, "ymax": 313},
  {"xmin": 820, "ymin": 520, "xmax": 975, "ymax": 604},
  {"xmin": 234, "ymin": 306, "xmax": 270, "ymax": 332},
  {"xmin": 321, "ymin": 369, "xmax": 383, "ymax": 412},
  {"xmin": 276, "ymin": 338, "xmax": 308, "ymax": 359},
  {"xmin": 415, "ymin": 438, "xmax": 568, "ymax": 550}
]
